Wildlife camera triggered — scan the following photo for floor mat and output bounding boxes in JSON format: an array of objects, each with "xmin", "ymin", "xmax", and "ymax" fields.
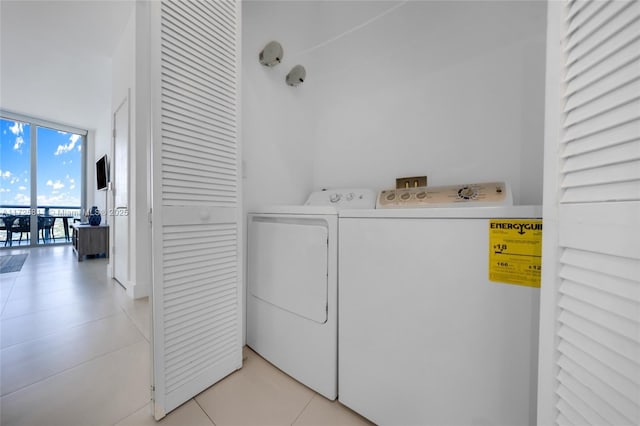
[{"xmin": 0, "ymin": 254, "xmax": 28, "ymax": 274}]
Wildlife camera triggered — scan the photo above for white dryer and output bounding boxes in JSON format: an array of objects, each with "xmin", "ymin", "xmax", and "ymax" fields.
[{"xmin": 246, "ymin": 189, "xmax": 375, "ymax": 400}]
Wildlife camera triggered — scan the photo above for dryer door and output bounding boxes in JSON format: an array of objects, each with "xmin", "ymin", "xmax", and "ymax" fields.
[{"xmin": 249, "ymin": 218, "xmax": 328, "ymax": 324}]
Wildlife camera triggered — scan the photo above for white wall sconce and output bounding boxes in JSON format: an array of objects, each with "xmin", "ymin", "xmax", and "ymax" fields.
[
  {"xmin": 259, "ymin": 41, "xmax": 283, "ymax": 67},
  {"xmin": 286, "ymin": 65, "xmax": 306, "ymax": 87}
]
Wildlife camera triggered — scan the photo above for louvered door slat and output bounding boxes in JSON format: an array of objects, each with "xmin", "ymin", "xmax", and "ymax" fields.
[
  {"xmin": 165, "ymin": 1, "xmax": 236, "ymax": 56},
  {"xmin": 558, "ymin": 371, "xmax": 632, "ymax": 425},
  {"xmin": 563, "ymin": 97, "xmax": 640, "ymax": 143},
  {"xmin": 566, "ymin": 16, "xmax": 640, "ymax": 81},
  {"xmin": 162, "ymin": 109, "xmax": 236, "ymax": 142},
  {"xmin": 558, "ymin": 335, "xmax": 639, "ymax": 398},
  {"xmin": 565, "ymin": 59, "xmax": 640, "ymax": 113},
  {"xmin": 567, "ymin": 0, "xmax": 607, "ymax": 35},
  {"xmin": 161, "ymin": 28, "xmax": 236, "ymax": 85},
  {"xmin": 560, "ymin": 247, "xmax": 640, "ymax": 283},
  {"xmin": 560, "ymin": 277, "xmax": 638, "ymax": 322},
  {"xmin": 561, "ymin": 159, "xmax": 640, "ymax": 188},
  {"xmin": 566, "ymin": 1, "xmax": 637, "ymax": 64},
  {"xmin": 558, "ymin": 310, "xmax": 638, "ymax": 363},
  {"xmin": 566, "ymin": 0, "xmax": 590, "ymax": 21},
  {"xmin": 162, "ymin": 90, "xmax": 236, "ymax": 132},
  {"xmin": 541, "ymin": 2, "xmax": 640, "ymax": 425},
  {"xmin": 162, "ymin": 137, "xmax": 236, "ymax": 162},
  {"xmin": 563, "ymin": 116, "xmax": 640, "ymax": 156},
  {"xmin": 558, "ymin": 355, "xmax": 639, "ymax": 421},
  {"xmin": 565, "ymin": 39, "xmax": 640, "ymax": 97},
  {"xmin": 564, "ymin": 79, "xmax": 640, "ymax": 127},
  {"xmin": 556, "ymin": 400, "xmax": 587, "ymax": 426},
  {"xmin": 151, "ymin": 0, "xmax": 241, "ymax": 418},
  {"xmin": 562, "ymin": 140, "xmax": 640, "ymax": 173},
  {"xmin": 556, "ymin": 383, "xmax": 609, "ymax": 425},
  {"xmin": 559, "ymin": 261, "xmax": 640, "ymax": 301}
]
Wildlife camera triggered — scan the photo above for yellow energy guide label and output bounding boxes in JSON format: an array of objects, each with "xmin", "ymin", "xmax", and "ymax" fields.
[{"xmin": 489, "ymin": 219, "xmax": 542, "ymax": 288}]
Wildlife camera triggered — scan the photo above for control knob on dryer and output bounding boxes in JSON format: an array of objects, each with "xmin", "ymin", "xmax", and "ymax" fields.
[{"xmin": 329, "ymin": 193, "xmax": 342, "ymax": 203}]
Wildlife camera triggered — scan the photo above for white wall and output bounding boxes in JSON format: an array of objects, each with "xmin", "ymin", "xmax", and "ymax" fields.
[
  {"xmin": 109, "ymin": 2, "xmax": 151, "ymax": 299},
  {"xmin": 0, "ymin": 46, "xmax": 112, "ymax": 211},
  {"xmin": 243, "ymin": 0, "xmax": 547, "ymax": 206},
  {"xmin": 242, "ymin": 2, "xmax": 319, "ymax": 210},
  {"xmin": 0, "ymin": 1, "xmax": 133, "ymax": 213}
]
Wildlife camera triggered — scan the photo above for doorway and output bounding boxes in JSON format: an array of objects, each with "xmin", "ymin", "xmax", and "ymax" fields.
[{"xmin": 112, "ymin": 97, "xmax": 129, "ymax": 287}]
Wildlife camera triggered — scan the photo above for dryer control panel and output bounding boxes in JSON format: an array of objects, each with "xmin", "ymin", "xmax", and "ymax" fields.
[
  {"xmin": 305, "ymin": 188, "xmax": 377, "ymax": 210},
  {"xmin": 377, "ymin": 182, "xmax": 512, "ymax": 208}
]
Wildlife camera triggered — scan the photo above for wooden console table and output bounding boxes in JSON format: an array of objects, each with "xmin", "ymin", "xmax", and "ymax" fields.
[{"xmin": 71, "ymin": 223, "xmax": 109, "ymax": 261}]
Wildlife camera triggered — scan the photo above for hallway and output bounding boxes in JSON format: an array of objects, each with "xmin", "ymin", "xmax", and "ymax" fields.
[{"xmin": 0, "ymin": 246, "xmax": 371, "ymax": 426}]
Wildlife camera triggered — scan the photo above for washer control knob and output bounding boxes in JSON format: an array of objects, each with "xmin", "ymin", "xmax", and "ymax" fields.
[
  {"xmin": 346, "ymin": 192, "xmax": 355, "ymax": 201},
  {"xmin": 386, "ymin": 193, "xmax": 396, "ymax": 201},
  {"xmin": 458, "ymin": 186, "xmax": 477, "ymax": 200},
  {"xmin": 400, "ymin": 192, "xmax": 411, "ymax": 200},
  {"xmin": 329, "ymin": 193, "xmax": 342, "ymax": 203},
  {"xmin": 416, "ymin": 191, "xmax": 427, "ymax": 199}
]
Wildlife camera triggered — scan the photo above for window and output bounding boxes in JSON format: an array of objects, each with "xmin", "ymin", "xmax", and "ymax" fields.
[{"xmin": 0, "ymin": 113, "xmax": 86, "ymax": 247}]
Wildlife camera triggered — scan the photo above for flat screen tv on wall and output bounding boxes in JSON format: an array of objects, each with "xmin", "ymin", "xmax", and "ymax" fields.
[{"xmin": 96, "ymin": 155, "xmax": 109, "ymax": 190}]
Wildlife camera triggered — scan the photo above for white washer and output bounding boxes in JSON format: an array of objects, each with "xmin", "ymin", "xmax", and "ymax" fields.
[
  {"xmin": 246, "ymin": 189, "xmax": 375, "ymax": 400},
  {"xmin": 338, "ymin": 184, "xmax": 541, "ymax": 425}
]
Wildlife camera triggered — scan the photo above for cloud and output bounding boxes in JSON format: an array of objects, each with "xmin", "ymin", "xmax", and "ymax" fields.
[
  {"xmin": 35, "ymin": 193, "xmax": 80, "ymax": 206},
  {"xmin": 13, "ymin": 193, "xmax": 30, "ymax": 205},
  {"xmin": 14, "ymin": 136, "xmax": 24, "ymax": 151},
  {"xmin": 9, "ymin": 122, "xmax": 25, "ymax": 151},
  {"xmin": 46, "ymin": 179, "xmax": 65, "ymax": 190},
  {"xmin": 1, "ymin": 170, "xmax": 12, "ymax": 179},
  {"xmin": 9, "ymin": 122, "xmax": 23, "ymax": 136},
  {"xmin": 18, "ymin": 186, "xmax": 26, "ymax": 191},
  {"xmin": 70, "ymin": 185, "xmax": 76, "ymax": 190},
  {"xmin": 0, "ymin": 188, "xmax": 10, "ymax": 193},
  {"xmin": 10, "ymin": 177, "xmax": 19, "ymax": 184},
  {"xmin": 54, "ymin": 134, "xmax": 81, "ymax": 155}
]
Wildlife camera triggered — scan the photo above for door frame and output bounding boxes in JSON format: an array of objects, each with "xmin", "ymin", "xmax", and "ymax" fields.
[{"xmin": 110, "ymin": 93, "xmax": 131, "ymax": 286}]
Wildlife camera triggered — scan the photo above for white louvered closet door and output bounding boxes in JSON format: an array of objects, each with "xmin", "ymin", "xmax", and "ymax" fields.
[
  {"xmin": 150, "ymin": 0, "xmax": 242, "ymax": 419},
  {"xmin": 538, "ymin": 1, "xmax": 640, "ymax": 425}
]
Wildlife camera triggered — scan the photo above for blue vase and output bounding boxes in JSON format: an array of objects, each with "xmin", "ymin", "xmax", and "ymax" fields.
[{"xmin": 88, "ymin": 206, "xmax": 101, "ymax": 226}]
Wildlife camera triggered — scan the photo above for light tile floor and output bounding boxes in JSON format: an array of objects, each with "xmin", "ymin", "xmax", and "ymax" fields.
[{"xmin": 0, "ymin": 246, "xmax": 373, "ymax": 426}]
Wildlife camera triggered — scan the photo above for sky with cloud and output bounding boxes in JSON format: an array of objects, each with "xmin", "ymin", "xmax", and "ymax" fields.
[{"xmin": 0, "ymin": 118, "xmax": 82, "ymax": 208}]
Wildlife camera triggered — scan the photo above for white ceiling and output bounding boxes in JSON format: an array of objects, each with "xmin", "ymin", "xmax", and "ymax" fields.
[
  {"xmin": 0, "ymin": 0, "xmax": 134, "ymax": 131},
  {"xmin": 1, "ymin": 0, "xmax": 134, "ymax": 59}
]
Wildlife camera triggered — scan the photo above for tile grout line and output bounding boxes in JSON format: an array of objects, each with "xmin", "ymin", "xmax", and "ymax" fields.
[
  {"xmin": 1, "ymin": 253, "xmax": 25, "ymax": 315},
  {"xmin": 0, "ymin": 308, "xmax": 123, "ymax": 351},
  {"xmin": 6, "ymin": 276, "xmax": 113, "ymax": 304},
  {"xmin": 194, "ymin": 397, "xmax": 218, "ymax": 426},
  {"xmin": 109, "ymin": 401, "xmax": 152, "ymax": 426},
  {"xmin": 0, "ymin": 336, "xmax": 147, "ymax": 399},
  {"xmin": 0, "ymin": 278, "xmax": 17, "ymax": 317},
  {"xmin": 290, "ymin": 393, "xmax": 317, "ymax": 426},
  {"xmin": 1, "ymin": 288, "xmax": 122, "ymax": 321},
  {"xmin": 115, "ymin": 299, "xmax": 151, "ymax": 344}
]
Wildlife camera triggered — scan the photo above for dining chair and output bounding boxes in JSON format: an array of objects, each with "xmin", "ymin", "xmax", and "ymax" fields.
[
  {"xmin": 1, "ymin": 215, "xmax": 16, "ymax": 247},
  {"xmin": 14, "ymin": 216, "xmax": 30, "ymax": 244},
  {"xmin": 38, "ymin": 216, "xmax": 56, "ymax": 243}
]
